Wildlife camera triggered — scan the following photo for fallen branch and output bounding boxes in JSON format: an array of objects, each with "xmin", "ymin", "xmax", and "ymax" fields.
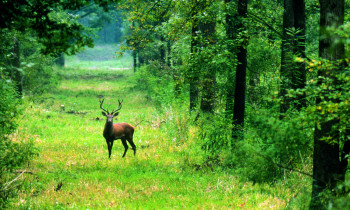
[
  {"xmin": 15, "ymin": 170, "xmax": 34, "ymax": 175},
  {"xmin": 1, "ymin": 170, "xmax": 26, "ymax": 191}
]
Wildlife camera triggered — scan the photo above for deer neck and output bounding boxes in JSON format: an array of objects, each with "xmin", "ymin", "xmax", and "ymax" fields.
[{"xmin": 104, "ymin": 120, "xmax": 114, "ymax": 138}]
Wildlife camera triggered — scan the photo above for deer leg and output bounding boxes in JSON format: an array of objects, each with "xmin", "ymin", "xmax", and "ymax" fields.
[
  {"xmin": 121, "ymin": 138, "xmax": 129, "ymax": 158},
  {"xmin": 127, "ymin": 138, "xmax": 137, "ymax": 156},
  {"xmin": 107, "ymin": 140, "xmax": 114, "ymax": 159}
]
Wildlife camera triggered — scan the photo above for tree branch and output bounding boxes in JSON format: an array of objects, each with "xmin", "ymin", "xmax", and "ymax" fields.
[
  {"xmin": 1, "ymin": 170, "xmax": 26, "ymax": 191},
  {"xmin": 247, "ymin": 11, "xmax": 312, "ymax": 62}
]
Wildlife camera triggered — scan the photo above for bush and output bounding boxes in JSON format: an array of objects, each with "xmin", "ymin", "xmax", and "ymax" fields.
[
  {"xmin": 20, "ymin": 34, "xmax": 60, "ymax": 95},
  {"xmin": 0, "ymin": 70, "xmax": 21, "ymax": 137},
  {"xmin": 21, "ymin": 55, "xmax": 59, "ymax": 95},
  {"xmin": 230, "ymin": 106, "xmax": 314, "ymax": 182},
  {"xmin": 135, "ymin": 61, "xmax": 176, "ymax": 108},
  {"xmin": 0, "ymin": 70, "xmax": 36, "ymax": 208},
  {"xmin": 199, "ymin": 112, "xmax": 233, "ymax": 156}
]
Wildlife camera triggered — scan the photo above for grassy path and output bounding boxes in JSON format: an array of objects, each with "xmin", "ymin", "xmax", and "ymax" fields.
[{"xmin": 14, "ymin": 67, "xmax": 299, "ymax": 209}]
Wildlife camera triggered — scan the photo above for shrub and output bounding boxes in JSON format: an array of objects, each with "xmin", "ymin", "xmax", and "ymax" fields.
[
  {"xmin": 135, "ymin": 61, "xmax": 175, "ymax": 108},
  {"xmin": 0, "ymin": 70, "xmax": 36, "ymax": 208}
]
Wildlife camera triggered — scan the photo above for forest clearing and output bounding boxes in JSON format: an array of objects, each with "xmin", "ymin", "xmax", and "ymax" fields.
[{"xmin": 8, "ymin": 55, "xmax": 309, "ymax": 209}]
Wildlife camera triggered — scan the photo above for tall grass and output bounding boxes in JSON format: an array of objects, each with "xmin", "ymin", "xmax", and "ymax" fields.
[{"xmin": 10, "ymin": 46, "xmax": 310, "ymax": 209}]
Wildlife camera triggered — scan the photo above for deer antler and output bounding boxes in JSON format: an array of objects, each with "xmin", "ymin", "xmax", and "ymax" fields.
[
  {"xmin": 99, "ymin": 98, "xmax": 109, "ymax": 114},
  {"xmin": 111, "ymin": 99, "xmax": 123, "ymax": 115}
]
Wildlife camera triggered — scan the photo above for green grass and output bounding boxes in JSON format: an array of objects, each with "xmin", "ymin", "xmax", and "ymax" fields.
[{"xmin": 11, "ymin": 51, "xmax": 310, "ymax": 209}]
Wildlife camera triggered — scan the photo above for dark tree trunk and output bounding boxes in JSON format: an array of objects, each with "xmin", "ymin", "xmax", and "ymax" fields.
[
  {"xmin": 189, "ymin": 0, "xmax": 216, "ymax": 113},
  {"xmin": 167, "ymin": 38, "xmax": 171, "ymax": 67},
  {"xmin": 232, "ymin": 0, "xmax": 248, "ymax": 139},
  {"xmin": 189, "ymin": 4, "xmax": 200, "ymax": 112},
  {"xmin": 160, "ymin": 35, "xmax": 166, "ymax": 67},
  {"xmin": 200, "ymin": 72, "xmax": 216, "ymax": 113},
  {"xmin": 55, "ymin": 53, "xmax": 65, "ymax": 67},
  {"xmin": 170, "ymin": 39, "xmax": 182, "ymax": 98},
  {"xmin": 225, "ymin": 0, "xmax": 235, "ymax": 118},
  {"xmin": 11, "ymin": 38, "xmax": 22, "ymax": 95},
  {"xmin": 132, "ymin": 50, "xmax": 137, "ymax": 72},
  {"xmin": 292, "ymin": 0, "xmax": 306, "ymax": 94},
  {"xmin": 104, "ymin": 27, "xmax": 108, "ymax": 43},
  {"xmin": 280, "ymin": 0, "xmax": 295, "ymax": 115},
  {"xmin": 280, "ymin": 0, "xmax": 306, "ymax": 117},
  {"xmin": 199, "ymin": 12, "xmax": 216, "ymax": 114},
  {"xmin": 310, "ymin": 0, "xmax": 345, "ymax": 208},
  {"xmin": 138, "ymin": 51, "xmax": 145, "ymax": 67}
]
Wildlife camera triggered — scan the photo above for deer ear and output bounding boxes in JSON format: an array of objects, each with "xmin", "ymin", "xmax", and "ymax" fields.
[
  {"xmin": 113, "ymin": 112, "xmax": 119, "ymax": 117},
  {"xmin": 102, "ymin": 111, "xmax": 107, "ymax": 116}
]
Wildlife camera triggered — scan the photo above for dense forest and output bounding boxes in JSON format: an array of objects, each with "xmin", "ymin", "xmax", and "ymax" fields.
[{"xmin": 1, "ymin": 0, "xmax": 350, "ymax": 208}]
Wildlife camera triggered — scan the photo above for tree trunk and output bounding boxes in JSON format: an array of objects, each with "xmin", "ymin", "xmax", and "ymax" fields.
[
  {"xmin": 199, "ymin": 12, "xmax": 216, "ymax": 114},
  {"xmin": 189, "ymin": 0, "xmax": 216, "ymax": 113},
  {"xmin": 232, "ymin": 0, "xmax": 248, "ymax": 139},
  {"xmin": 225, "ymin": 0, "xmax": 235, "ymax": 118},
  {"xmin": 167, "ymin": 38, "xmax": 171, "ymax": 67},
  {"xmin": 189, "ymin": 1, "xmax": 200, "ymax": 112},
  {"xmin": 280, "ymin": 0, "xmax": 295, "ymax": 115},
  {"xmin": 138, "ymin": 51, "xmax": 145, "ymax": 66},
  {"xmin": 132, "ymin": 50, "xmax": 137, "ymax": 72},
  {"xmin": 55, "ymin": 53, "xmax": 65, "ymax": 67},
  {"xmin": 310, "ymin": 0, "xmax": 345, "ymax": 208},
  {"xmin": 11, "ymin": 38, "xmax": 22, "ymax": 95},
  {"xmin": 280, "ymin": 0, "xmax": 306, "ymax": 117},
  {"xmin": 160, "ymin": 35, "xmax": 166, "ymax": 68},
  {"xmin": 292, "ymin": 0, "xmax": 306, "ymax": 99}
]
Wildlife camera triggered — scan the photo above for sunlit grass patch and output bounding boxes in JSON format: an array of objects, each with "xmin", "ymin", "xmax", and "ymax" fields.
[{"xmin": 65, "ymin": 44, "xmax": 133, "ymax": 70}]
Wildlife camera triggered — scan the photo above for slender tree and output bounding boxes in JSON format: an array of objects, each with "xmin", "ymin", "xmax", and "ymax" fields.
[
  {"xmin": 11, "ymin": 37, "xmax": 22, "ymax": 95},
  {"xmin": 280, "ymin": 0, "xmax": 306, "ymax": 117},
  {"xmin": 232, "ymin": 0, "xmax": 248, "ymax": 139},
  {"xmin": 55, "ymin": 53, "xmax": 65, "ymax": 67},
  {"xmin": 310, "ymin": 0, "xmax": 347, "ymax": 208},
  {"xmin": 189, "ymin": 0, "xmax": 202, "ymax": 111},
  {"xmin": 199, "ymin": 10, "xmax": 216, "ymax": 113},
  {"xmin": 189, "ymin": 19, "xmax": 200, "ymax": 111},
  {"xmin": 225, "ymin": 0, "xmax": 235, "ymax": 117},
  {"xmin": 292, "ymin": 0, "xmax": 306, "ymax": 97}
]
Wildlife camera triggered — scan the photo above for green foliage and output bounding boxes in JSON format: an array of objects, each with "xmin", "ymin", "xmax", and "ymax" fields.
[
  {"xmin": 0, "ymin": 71, "xmax": 20, "ymax": 137},
  {"xmin": 247, "ymin": 37, "xmax": 280, "ymax": 107},
  {"xmin": 21, "ymin": 44, "xmax": 60, "ymax": 95},
  {"xmin": 135, "ymin": 61, "xmax": 176, "ymax": 108},
  {"xmin": 162, "ymin": 107, "xmax": 190, "ymax": 145},
  {"xmin": 0, "ymin": 0, "xmax": 114, "ymax": 56},
  {"xmin": 0, "ymin": 31, "xmax": 60, "ymax": 95},
  {"xmin": 0, "ymin": 71, "xmax": 36, "ymax": 208},
  {"xmin": 242, "ymin": 106, "xmax": 313, "ymax": 181},
  {"xmin": 327, "ymin": 179, "xmax": 350, "ymax": 209},
  {"xmin": 228, "ymin": 141, "xmax": 278, "ymax": 183},
  {"xmin": 293, "ymin": 58, "xmax": 350, "ymax": 144},
  {"xmin": 198, "ymin": 112, "xmax": 233, "ymax": 156}
]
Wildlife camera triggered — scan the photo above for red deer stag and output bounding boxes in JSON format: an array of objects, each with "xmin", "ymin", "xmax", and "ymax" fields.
[{"xmin": 99, "ymin": 98, "xmax": 136, "ymax": 158}]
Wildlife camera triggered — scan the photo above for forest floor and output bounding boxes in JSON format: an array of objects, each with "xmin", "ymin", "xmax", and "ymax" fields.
[{"xmin": 11, "ymin": 55, "xmax": 309, "ymax": 209}]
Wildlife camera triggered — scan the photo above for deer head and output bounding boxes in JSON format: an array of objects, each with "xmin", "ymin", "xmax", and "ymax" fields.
[{"xmin": 99, "ymin": 98, "xmax": 123, "ymax": 122}]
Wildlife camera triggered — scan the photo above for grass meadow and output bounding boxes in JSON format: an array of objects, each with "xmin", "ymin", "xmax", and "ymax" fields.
[{"xmin": 11, "ymin": 47, "xmax": 310, "ymax": 209}]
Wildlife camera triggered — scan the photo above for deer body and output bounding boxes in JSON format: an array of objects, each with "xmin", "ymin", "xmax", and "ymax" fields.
[
  {"xmin": 100, "ymin": 99, "xmax": 136, "ymax": 158},
  {"xmin": 104, "ymin": 122, "xmax": 134, "ymax": 140}
]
